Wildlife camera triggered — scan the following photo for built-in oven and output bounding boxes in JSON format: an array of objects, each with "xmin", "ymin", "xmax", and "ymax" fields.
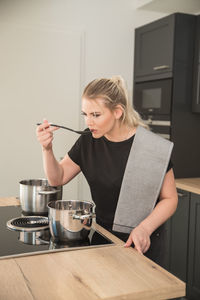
[{"xmin": 133, "ymin": 78, "xmax": 172, "ymax": 140}]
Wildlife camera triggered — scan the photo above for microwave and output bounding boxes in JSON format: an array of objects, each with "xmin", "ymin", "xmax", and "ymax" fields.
[
  {"xmin": 133, "ymin": 79, "xmax": 172, "ymax": 140},
  {"xmin": 133, "ymin": 78, "xmax": 172, "ymax": 118}
]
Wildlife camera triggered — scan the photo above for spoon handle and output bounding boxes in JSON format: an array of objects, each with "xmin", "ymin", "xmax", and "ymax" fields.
[
  {"xmin": 49, "ymin": 124, "xmax": 77, "ymax": 133},
  {"xmin": 36, "ymin": 123, "xmax": 89, "ymax": 135}
]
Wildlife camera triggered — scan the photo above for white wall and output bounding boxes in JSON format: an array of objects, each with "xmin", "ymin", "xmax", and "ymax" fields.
[{"xmin": 0, "ymin": 0, "xmax": 169, "ymax": 200}]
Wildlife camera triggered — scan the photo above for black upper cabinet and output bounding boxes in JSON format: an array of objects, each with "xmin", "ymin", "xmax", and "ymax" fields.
[
  {"xmin": 134, "ymin": 12, "xmax": 200, "ymax": 113},
  {"xmin": 192, "ymin": 15, "xmax": 200, "ymax": 113},
  {"xmin": 134, "ymin": 13, "xmax": 197, "ymax": 83},
  {"xmin": 134, "ymin": 14, "xmax": 175, "ymax": 81}
]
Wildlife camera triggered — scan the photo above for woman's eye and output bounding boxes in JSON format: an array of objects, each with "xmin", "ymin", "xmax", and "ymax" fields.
[{"xmin": 81, "ymin": 112, "xmax": 100, "ymax": 118}]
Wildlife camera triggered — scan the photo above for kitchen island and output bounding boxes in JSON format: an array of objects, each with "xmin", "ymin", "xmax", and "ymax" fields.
[{"xmin": 0, "ymin": 197, "xmax": 185, "ymax": 300}]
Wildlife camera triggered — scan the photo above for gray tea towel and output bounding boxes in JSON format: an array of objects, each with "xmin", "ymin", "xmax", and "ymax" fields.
[{"xmin": 112, "ymin": 126, "xmax": 174, "ymax": 233}]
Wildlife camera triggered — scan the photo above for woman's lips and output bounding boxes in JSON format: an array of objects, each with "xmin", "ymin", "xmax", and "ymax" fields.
[{"xmin": 90, "ymin": 129, "xmax": 97, "ymax": 133}]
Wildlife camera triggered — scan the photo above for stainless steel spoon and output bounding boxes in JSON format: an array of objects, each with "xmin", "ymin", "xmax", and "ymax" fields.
[{"xmin": 36, "ymin": 123, "xmax": 91, "ymax": 135}]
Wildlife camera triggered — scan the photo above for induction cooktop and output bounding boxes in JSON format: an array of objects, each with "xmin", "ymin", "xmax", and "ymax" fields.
[{"xmin": 0, "ymin": 205, "xmax": 114, "ymax": 259}]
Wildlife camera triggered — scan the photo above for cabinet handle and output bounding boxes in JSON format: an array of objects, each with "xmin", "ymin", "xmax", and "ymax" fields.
[
  {"xmin": 144, "ymin": 120, "xmax": 171, "ymax": 126},
  {"xmin": 153, "ymin": 65, "xmax": 169, "ymax": 71},
  {"xmin": 195, "ymin": 64, "xmax": 200, "ymax": 105},
  {"xmin": 177, "ymin": 192, "xmax": 187, "ymax": 197},
  {"xmin": 156, "ymin": 133, "xmax": 170, "ymax": 139}
]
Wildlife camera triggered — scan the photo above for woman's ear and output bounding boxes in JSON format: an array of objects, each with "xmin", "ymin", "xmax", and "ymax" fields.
[{"xmin": 113, "ymin": 105, "xmax": 124, "ymax": 120}]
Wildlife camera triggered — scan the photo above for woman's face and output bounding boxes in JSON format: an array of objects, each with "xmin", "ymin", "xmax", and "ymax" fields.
[{"xmin": 82, "ymin": 97, "xmax": 120, "ymax": 138}]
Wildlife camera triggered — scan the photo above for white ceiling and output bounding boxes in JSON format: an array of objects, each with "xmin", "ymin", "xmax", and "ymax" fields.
[{"xmin": 134, "ymin": 0, "xmax": 200, "ymax": 14}]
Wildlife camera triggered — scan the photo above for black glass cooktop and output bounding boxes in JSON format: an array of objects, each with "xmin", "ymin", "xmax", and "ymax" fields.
[{"xmin": 0, "ymin": 206, "xmax": 114, "ymax": 259}]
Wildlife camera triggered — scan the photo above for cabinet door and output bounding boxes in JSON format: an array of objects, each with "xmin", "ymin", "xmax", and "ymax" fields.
[
  {"xmin": 192, "ymin": 63, "xmax": 200, "ymax": 113},
  {"xmin": 192, "ymin": 16, "xmax": 200, "ymax": 113},
  {"xmin": 134, "ymin": 14, "xmax": 175, "ymax": 81},
  {"xmin": 187, "ymin": 193, "xmax": 200, "ymax": 299},
  {"xmin": 166, "ymin": 189, "xmax": 190, "ymax": 282}
]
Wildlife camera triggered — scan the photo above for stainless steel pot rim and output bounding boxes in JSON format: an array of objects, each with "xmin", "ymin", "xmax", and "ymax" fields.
[
  {"xmin": 47, "ymin": 199, "xmax": 95, "ymax": 209},
  {"xmin": 19, "ymin": 178, "xmax": 62, "ymax": 190},
  {"xmin": 19, "ymin": 178, "xmax": 50, "ymax": 186}
]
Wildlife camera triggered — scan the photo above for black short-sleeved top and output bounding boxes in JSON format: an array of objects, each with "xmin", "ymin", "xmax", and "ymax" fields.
[{"xmin": 68, "ymin": 131, "xmax": 173, "ymax": 230}]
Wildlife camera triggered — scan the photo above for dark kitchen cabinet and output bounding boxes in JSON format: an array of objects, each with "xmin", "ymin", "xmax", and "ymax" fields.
[
  {"xmin": 187, "ymin": 193, "xmax": 200, "ymax": 299},
  {"xmin": 166, "ymin": 190, "xmax": 200, "ymax": 299},
  {"xmin": 192, "ymin": 15, "xmax": 200, "ymax": 113},
  {"xmin": 134, "ymin": 14, "xmax": 175, "ymax": 81},
  {"xmin": 134, "ymin": 13, "xmax": 197, "ymax": 83},
  {"xmin": 166, "ymin": 189, "xmax": 190, "ymax": 282},
  {"xmin": 133, "ymin": 13, "xmax": 200, "ymax": 179}
]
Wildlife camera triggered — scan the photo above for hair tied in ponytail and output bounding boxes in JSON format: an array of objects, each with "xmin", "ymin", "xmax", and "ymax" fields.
[
  {"xmin": 82, "ymin": 75, "xmax": 149, "ymax": 129},
  {"xmin": 110, "ymin": 75, "xmax": 124, "ymax": 86}
]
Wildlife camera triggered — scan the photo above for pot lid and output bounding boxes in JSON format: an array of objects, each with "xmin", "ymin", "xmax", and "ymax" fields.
[{"xmin": 7, "ymin": 216, "xmax": 49, "ymax": 232}]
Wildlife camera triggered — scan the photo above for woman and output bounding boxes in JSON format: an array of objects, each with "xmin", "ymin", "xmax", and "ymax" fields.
[{"xmin": 36, "ymin": 76, "xmax": 178, "ymax": 267}]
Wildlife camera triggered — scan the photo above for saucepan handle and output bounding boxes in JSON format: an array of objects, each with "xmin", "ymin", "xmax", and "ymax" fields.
[
  {"xmin": 38, "ymin": 189, "xmax": 60, "ymax": 195},
  {"xmin": 36, "ymin": 237, "xmax": 50, "ymax": 245},
  {"xmin": 73, "ymin": 213, "xmax": 96, "ymax": 220}
]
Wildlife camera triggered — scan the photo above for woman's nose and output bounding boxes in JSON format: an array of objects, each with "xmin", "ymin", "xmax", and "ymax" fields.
[{"xmin": 85, "ymin": 116, "xmax": 94, "ymax": 127}]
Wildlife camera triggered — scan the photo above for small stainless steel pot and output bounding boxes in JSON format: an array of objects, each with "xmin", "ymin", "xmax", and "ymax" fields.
[
  {"xmin": 47, "ymin": 200, "xmax": 96, "ymax": 242},
  {"xmin": 19, "ymin": 179, "xmax": 62, "ymax": 215},
  {"xmin": 19, "ymin": 229, "xmax": 50, "ymax": 245}
]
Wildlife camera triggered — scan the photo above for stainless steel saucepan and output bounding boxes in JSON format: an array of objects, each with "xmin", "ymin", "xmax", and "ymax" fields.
[
  {"xmin": 19, "ymin": 179, "xmax": 62, "ymax": 215},
  {"xmin": 47, "ymin": 200, "xmax": 96, "ymax": 242},
  {"xmin": 19, "ymin": 229, "xmax": 50, "ymax": 245}
]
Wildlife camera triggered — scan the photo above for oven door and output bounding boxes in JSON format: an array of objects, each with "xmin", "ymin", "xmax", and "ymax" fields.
[{"xmin": 133, "ymin": 79, "xmax": 172, "ymax": 115}]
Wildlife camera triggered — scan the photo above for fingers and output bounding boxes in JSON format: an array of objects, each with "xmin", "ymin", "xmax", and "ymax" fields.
[
  {"xmin": 124, "ymin": 226, "xmax": 151, "ymax": 254},
  {"xmin": 37, "ymin": 119, "xmax": 50, "ymax": 131},
  {"xmin": 135, "ymin": 235, "xmax": 150, "ymax": 254},
  {"xmin": 36, "ymin": 119, "xmax": 56, "ymax": 150},
  {"xmin": 125, "ymin": 237, "xmax": 143, "ymax": 254},
  {"xmin": 124, "ymin": 234, "xmax": 133, "ymax": 248},
  {"xmin": 136, "ymin": 237, "xmax": 150, "ymax": 254},
  {"xmin": 143, "ymin": 241, "xmax": 151, "ymax": 254},
  {"xmin": 134, "ymin": 245, "xmax": 143, "ymax": 254},
  {"xmin": 37, "ymin": 120, "xmax": 59, "ymax": 133}
]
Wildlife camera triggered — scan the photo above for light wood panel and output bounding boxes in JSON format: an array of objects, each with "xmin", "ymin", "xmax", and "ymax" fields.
[
  {"xmin": 176, "ymin": 178, "xmax": 200, "ymax": 195},
  {"xmin": 0, "ymin": 197, "xmax": 20, "ymax": 206},
  {"xmin": 0, "ymin": 246, "xmax": 185, "ymax": 300},
  {"xmin": 0, "ymin": 259, "xmax": 33, "ymax": 300},
  {"xmin": 0, "ymin": 197, "xmax": 185, "ymax": 299}
]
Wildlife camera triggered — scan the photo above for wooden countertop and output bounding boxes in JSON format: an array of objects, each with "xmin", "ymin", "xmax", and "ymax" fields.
[
  {"xmin": 176, "ymin": 177, "xmax": 200, "ymax": 195},
  {"xmin": 0, "ymin": 198, "xmax": 185, "ymax": 300}
]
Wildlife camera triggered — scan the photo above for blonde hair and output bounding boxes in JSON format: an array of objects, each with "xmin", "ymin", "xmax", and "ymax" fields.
[{"xmin": 82, "ymin": 75, "xmax": 148, "ymax": 129}]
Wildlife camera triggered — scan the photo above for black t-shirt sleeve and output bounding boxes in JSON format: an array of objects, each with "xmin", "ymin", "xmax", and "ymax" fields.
[
  {"xmin": 167, "ymin": 159, "xmax": 173, "ymax": 172},
  {"xmin": 68, "ymin": 137, "xmax": 82, "ymax": 167}
]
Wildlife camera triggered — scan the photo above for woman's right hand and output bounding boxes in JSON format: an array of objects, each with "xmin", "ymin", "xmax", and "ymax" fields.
[{"xmin": 36, "ymin": 119, "xmax": 59, "ymax": 151}]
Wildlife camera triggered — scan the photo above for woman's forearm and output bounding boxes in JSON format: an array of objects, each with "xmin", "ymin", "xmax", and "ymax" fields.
[
  {"xmin": 140, "ymin": 169, "xmax": 178, "ymax": 235},
  {"xmin": 42, "ymin": 148, "xmax": 64, "ymax": 186},
  {"xmin": 125, "ymin": 192, "xmax": 178, "ymax": 252},
  {"xmin": 125, "ymin": 169, "xmax": 178, "ymax": 252},
  {"xmin": 140, "ymin": 196, "xmax": 178, "ymax": 235}
]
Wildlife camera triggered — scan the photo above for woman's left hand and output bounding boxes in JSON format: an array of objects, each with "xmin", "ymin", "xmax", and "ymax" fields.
[{"xmin": 124, "ymin": 224, "xmax": 151, "ymax": 254}]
